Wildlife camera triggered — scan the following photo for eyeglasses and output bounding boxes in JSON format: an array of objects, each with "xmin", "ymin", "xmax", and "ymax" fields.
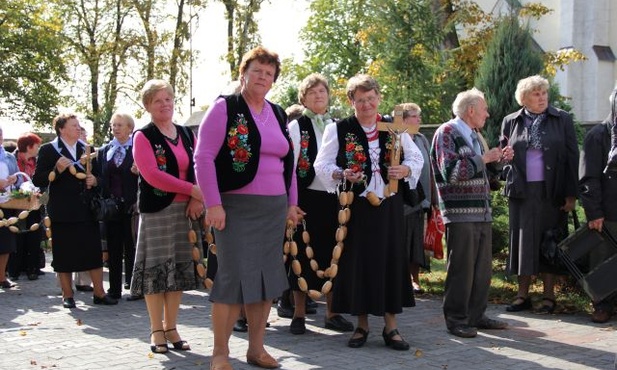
[{"xmin": 353, "ymin": 96, "xmax": 379, "ymax": 105}]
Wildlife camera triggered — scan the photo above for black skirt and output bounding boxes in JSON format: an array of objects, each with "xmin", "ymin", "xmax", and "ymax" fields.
[
  {"xmin": 51, "ymin": 221, "xmax": 102, "ymax": 272},
  {"xmin": 287, "ymin": 188, "xmax": 340, "ymax": 292},
  {"xmin": 331, "ymin": 193, "xmax": 415, "ymax": 316}
]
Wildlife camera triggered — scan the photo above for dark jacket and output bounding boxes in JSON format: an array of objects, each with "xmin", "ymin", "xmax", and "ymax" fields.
[
  {"xmin": 94, "ymin": 141, "xmax": 139, "ymax": 209},
  {"xmin": 579, "ymin": 120, "xmax": 617, "ymax": 222},
  {"xmin": 500, "ymin": 106, "xmax": 579, "ymax": 206},
  {"xmin": 32, "ymin": 139, "xmax": 95, "ymax": 222}
]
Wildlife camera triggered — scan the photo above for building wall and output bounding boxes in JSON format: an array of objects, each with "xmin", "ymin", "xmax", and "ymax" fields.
[{"xmin": 473, "ymin": 0, "xmax": 617, "ymax": 123}]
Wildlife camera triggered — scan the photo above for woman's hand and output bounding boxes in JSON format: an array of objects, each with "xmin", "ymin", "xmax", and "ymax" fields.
[
  {"xmin": 85, "ymin": 174, "xmax": 97, "ymax": 188},
  {"xmin": 561, "ymin": 196, "xmax": 576, "ymax": 213},
  {"xmin": 55, "ymin": 156, "xmax": 72, "ymax": 173},
  {"xmin": 205, "ymin": 205, "xmax": 226, "ymax": 231},
  {"xmin": 287, "ymin": 205, "xmax": 305, "ymax": 226},
  {"xmin": 588, "ymin": 217, "xmax": 604, "ymax": 232},
  {"xmin": 387, "ymin": 165, "xmax": 410, "ymax": 180},
  {"xmin": 190, "ymin": 184, "xmax": 203, "ymax": 202},
  {"xmin": 343, "ymin": 169, "xmax": 364, "ymax": 183},
  {"xmin": 186, "ymin": 197, "xmax": 204, "ymax": 220}
]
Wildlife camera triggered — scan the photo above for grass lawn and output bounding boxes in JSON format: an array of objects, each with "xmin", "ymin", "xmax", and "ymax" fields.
[{"xmin": 417, "ymin": 251, "xmax": 594, "ymax": 315}]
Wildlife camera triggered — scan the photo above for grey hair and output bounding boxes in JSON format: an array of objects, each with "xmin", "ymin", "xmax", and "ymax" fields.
[
  {"xmin": 452, "ymin": 88, "xmax": 485, "ymax": 118},
  {"xmin": 515, "ymin": 75, "xmax": 549, "ymax": 106}
]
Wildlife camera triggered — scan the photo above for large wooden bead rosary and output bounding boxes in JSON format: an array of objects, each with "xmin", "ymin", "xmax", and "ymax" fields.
[{"xmin": 283, "ymin": 185, "xmax": 354, "ymax": 300}]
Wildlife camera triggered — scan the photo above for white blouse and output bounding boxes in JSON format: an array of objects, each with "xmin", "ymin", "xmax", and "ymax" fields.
[{"xmin": 314, "ymin": 121, "xmax": 424, "ymax": 198}]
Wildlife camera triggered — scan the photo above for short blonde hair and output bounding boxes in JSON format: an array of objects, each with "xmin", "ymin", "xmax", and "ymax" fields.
[
  {"xmin": 452, "ymin": 88, "xmax": 485, "ymax": 118},
  {"xmin": 346, "ymin": 74, "xmax": 380, "ymax": 101},
  {"xmin": 515, "ymin": 75, "xmax": 549, "ymax": 106},
  {"xmin": 141, "ymin": 79, "xmax": 174, "ymax": 108},
  {"xmin": 110, "ymin": 112, "xmax": 135, "ymax": 130},
  {"xmin": 298, "ymin": 73, "xmax": 330, "ymax": 105},
  {"xmin": 397, "ymin": 103, "xmax": 421, "ymax": 119}
]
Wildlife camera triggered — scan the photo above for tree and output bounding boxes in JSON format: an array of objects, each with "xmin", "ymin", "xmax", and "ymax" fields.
[
  {"xmin": 474, "ymin": 15, "xmax": 543, "ymax": 146},
  {"xmin": 0, "ymin": 0, "xmax": 66, "ymax": 126},
  {"xmin": 220, "ymin": 0, "xmax": 265, "ymax": 80}
]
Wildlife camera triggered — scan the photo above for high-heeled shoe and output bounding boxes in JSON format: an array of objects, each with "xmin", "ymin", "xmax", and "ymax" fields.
[
  {"xmin": 164, "ymin": 328, "xmax": 190, "ymax": 350},
  {"xmin": 150, "ymin": 330, "xmax": 169, "ymax": 354},
  {"xmin": 382, "ymin": 328, "xmax": 410, "ymax": 351}
]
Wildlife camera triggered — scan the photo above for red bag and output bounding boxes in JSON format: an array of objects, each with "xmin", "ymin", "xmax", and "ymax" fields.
[{"xmin": 424, "ymin": 207, "xmax": 445, "ymax": 259}]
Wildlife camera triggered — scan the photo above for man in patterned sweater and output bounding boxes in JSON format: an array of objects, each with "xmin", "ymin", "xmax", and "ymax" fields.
[{"xmin": 430, "ymin": 88, "xmax": 513, "ymax": 338}]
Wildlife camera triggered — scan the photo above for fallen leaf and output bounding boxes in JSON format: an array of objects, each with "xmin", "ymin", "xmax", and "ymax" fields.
[
  {"xmin": 76, "ymin": 319, "xmax": 82, "ymax": 326},
  {"xmin": 19, "ymin": 330, "xmax": 27, "ymax": 336},
  {"xmin": 30, "ymin": 360, "xmax": 37, "ymax": 365},
  {"xmin": 414, "ymin": 349, "xmax": 423, "ymax": 357}
]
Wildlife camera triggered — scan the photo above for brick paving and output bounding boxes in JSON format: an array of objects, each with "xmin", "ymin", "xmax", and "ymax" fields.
[{"xmin": 1, "ymin": 258, "xmax": 616, "ymax": 370}]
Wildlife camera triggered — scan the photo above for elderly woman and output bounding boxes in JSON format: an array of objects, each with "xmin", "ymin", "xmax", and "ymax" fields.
[
  {"xmin": 195, "ymin": 46, "xmax": 300, "ymax": 370},
  {"xmin": 398, "ymin": 103, "xmax": 436, "ymax": 294},
  {"xmin": 501, "ymin": 75, "xmax": 579, "ymax": 314},
  {"xmin": 313, "ymin": 74, "xmax": 423, "ymax": 350},
  {"xmin": 94, "ymin": 112, "xmax": 139, "ymax": 300},
  {"xmin": 32, "ymin": 114, "xmax": 117, "ymax": 308},
  {"xmin": 286, "ymin": 73, "xmax": 354, "ymax": 335},
  {"xmin": 130, "ymin": 80, "xmax": 203, "ymax": 354},
  {"xmin": 0, "ymin": 126, "xmax": 19, "ymax": 289}
]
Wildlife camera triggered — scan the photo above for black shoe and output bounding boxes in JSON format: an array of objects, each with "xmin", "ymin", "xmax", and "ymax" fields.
[
  {"xmin": 107, "ymin": 292, "xmax": 122, "ymax": 300},
  {"xmin": 164, "ymin": 328, "xmax": 190, "ymax": 351},
  {"xmin": 324, "ymin": 315, "xmax": 354, "ymax": 332},
  {"xmin": 62, "ymin": 297, "xmax": 76, "ymax": 309},
  {"xmin": 233, "ymin": 318, "xmax": 248, "ymax": 332},
  {"xmin": 290, "ymin": 317, "xmax": 306, "ymax": 335},
  {"xmin": 506, "ymin": 297, "xmax": 532, "ymax": 312},
  {"xmin": 536, "ymin": 298, "xmax": 556, "ymax": 314},
  {"xmin": 126, "ymin": 294, "xmax": 144, "ymax": 301},
  {"xmin": 27, "ymin": 272, "xmax": 39, "ymax": 281},
  {"xmin": 476, "ymin": 317, "xmax": 508, "ymax": 330},
  {"xmin": 305, "ymin": 297, "xmax": 318, "ymax": 314},
  {"xmin": 347, "ymin": 327, "xmax": 369, "ymax": 348},
  {"xmin": 123, "ymin": 283, "xmax": 130, "ymax": 290},
  {"xmin": 382, "ymin": 328, "xmax": 410, "ymax": 351},
  {"xmin": 76, "ymin": 285, "xmax": 94, "ymax": 292},
  {"xmin": 277, "ymin": 300, "xmax": 294, "ymax": 319},
  {"xmin": 93, "ymin": 294, "xmax": 118, "ymax": 305},
  {"xmin": 0, "ymin": 279, "xmax": 16, "ymax": 289},
  {"xmin": 150, "ymin": 330, "xmax": 169, "ymax": 354},
  {"xmin": 448, "ymin": 325, "xmax": 477, "ymax": 338}
]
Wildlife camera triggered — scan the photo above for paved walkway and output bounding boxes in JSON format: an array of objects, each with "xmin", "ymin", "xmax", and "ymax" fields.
[{"xmin": 1, "ymin": 260, "xmax": 616, "ymax": 370}]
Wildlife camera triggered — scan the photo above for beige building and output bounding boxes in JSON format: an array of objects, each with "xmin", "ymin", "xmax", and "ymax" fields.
[{"xmin": 474, "ymin": 0, "xmax": 617, "ymax": 123}]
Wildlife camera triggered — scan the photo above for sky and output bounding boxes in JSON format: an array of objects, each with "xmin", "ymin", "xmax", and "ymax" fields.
[{"xmin": 2, "ymin": 0, "xmax": 310, "ymax": 140}]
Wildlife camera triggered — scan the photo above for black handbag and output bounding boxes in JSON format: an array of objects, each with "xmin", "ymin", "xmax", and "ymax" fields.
[
  {"xmin": 90, "ymin": 192, "xmax": 121, "ymax": 221},
  {"xmin": 540, "ymin": 210, "xmax": 579, "ymax": 270}
]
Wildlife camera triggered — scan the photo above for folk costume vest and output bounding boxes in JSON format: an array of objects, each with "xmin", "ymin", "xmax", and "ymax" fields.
[
  {"xmin": 137, "ymin": 123, "xmax": 195, "ymax": 213},
  {"xmin": 295, "ymin": 115, "xmax": 318, "ymax": 190},
  {"xmin": 335, "ymin": 116, "xmax": 390, "ymax": 195},
  {"xmin": 214, "ymin": 93, "xmax": 294, "ymax": 193}
]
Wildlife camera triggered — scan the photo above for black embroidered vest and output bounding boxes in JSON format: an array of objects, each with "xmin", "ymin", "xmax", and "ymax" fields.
[
  {"xmin": 335, "ymin": 116, "xmax": 389, "ymax": 195},
  {"xmin": 295, "ymin": 115, "xmax": 318, "ymax": 190},
  {"xmin": 137, "ymin": 123, "xmax": 195, "ymax": 213},
  {"xmin": 214, "ymin": 94, "xmax": 294, "ymax": 193}
]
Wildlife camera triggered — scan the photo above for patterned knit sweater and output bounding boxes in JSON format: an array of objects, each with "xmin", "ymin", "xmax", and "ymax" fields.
[{"xmin": 430, "ymin": 120, "xmax": 492, "ymax": 224}]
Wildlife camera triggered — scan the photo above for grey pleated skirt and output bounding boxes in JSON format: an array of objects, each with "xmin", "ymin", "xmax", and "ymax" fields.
[
  {"xmin": 209, "ymin": 194, "xmax": 288, "ymax": 305},
  {"xmin": 130, "ymin": 202, "xmax": 198, "ymax": 296}
]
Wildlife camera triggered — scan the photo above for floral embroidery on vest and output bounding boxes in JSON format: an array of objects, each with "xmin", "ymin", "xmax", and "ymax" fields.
[
  {"xmin": 297, "ymin": 130, "xmax": 311, "ymax": 178},
  {"xmin": 154, "ymin": 144, "xmax": 168, "ymax": 196},
  {"xmin": 227, "ymin": 113, "xmax": 252, "ymax": 172},
  {"xmin": 383, "ymin": 134, "xmax": 394, "ymax": 166},
  {"xmin": 344, "ymin": 133, "xmax": 367, "ymax": 173}
]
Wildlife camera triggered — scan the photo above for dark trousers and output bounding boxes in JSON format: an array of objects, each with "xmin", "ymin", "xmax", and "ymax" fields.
[
  {"xmin": 105, "ymin": 215, "xmax": 136, "ymax": 295},
  {"xmin": 443, "ymin": 222, "xmax": 492, "ymax": 329},
  {"xmin": 8, "ymin": 211, "xmax": 43, "ymax": 276}
]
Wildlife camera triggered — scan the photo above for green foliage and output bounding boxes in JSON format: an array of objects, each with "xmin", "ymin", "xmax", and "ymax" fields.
[
  {"xmin": 490, "ymin": 189, "xmax": 510, "ymax": 255},
  {"xmin": 296, "ymin": 0, "xmax": 463, "ymax": 123},
  {"xmin": 474, "ymin": 15, "xmax": 543, "ymax": 146},
  {"xmin": 0, "ymin": 0, "xmax": 66, "ymax": 126}
]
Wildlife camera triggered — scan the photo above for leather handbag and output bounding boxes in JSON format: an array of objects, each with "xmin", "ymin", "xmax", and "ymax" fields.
[{"xmin": 90, "ymin": 191, "xmax": 121, "ymax": 221}]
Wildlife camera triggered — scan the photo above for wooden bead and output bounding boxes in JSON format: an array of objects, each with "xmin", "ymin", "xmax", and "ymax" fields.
[
  {"xmin": 48, "ymin": 171, "xmax": 56, "ymax": 182},
  {"xmin": 44, "ymin": 216, "xmax": 51, "ymax": 228},
  {"xmin": 302, "ymin": 230, "xmax": 310, "ymax": 244},
  {"xmin": 338, "ymin": 209, "xmax": 348, "ymax": 224},
  {"xmin": 310, "ymin": 259, "xmax": 319, "ymax": 271},
  {"xmin": 290, "ymin": 241, "xmax": 298, "ymax": 256},
  {"xmin": 283, "ymin": 241, "xmax": 290, "ymax": 254},
  {"xmin": 316, "ymin": 270, "xmax": 325, "ymax": 279},
  {"xmin": 195, "ymin": 263, "xmax": 206, "ymax": 277},
  {"xmin": 204, "ymin": 278, "xmax": 214, "ymax": 290},
  {"xmin": 298, "ymin": 277, "xmax": 308, "ymax": 292},
  {"xmin": 332, "ymin": 245, "xmax": 342, "ymax": 260},
  {"xmin": 7, "ymin": 217, "xmax": 18, "ymax": 225},
  {"xmin": 9, "ymin": 225, "xmax": 20, "ymax": 233},
  {"xmin": 191, "ymin": 246, "xmax": 201, "ymax": 261},
  {"xmin": 69, "ymin": 165, "xmax": 77, "ymax": 175},
  {"xmin": 339, "ymin": 191, "xmax": 348, "ymax": 206},
  {"xmin": 205, "ymin": 231, "xmax": 214, "ymax": 244},
  {"xmin": 209, "ymin": 243, "xmax": 217, "ymax": 255},
  {"xmin": 46, "ymin": 229, "xmax": 52, "ymax": 238},
  {"xmin": 367, "ymin": 191, "xmax": 381, "ymax": 206},
  {"xmin": 30, "ymin": 223, "xmax": 40, "ymax": 231},
  {"xmin": 308, "ymin": 289, "xmax": 322, "ymax": 300},
  {"xmin": 75, "ymin": 172, "xmax": 87, "ymax": 180},
  {"xmin": 187, "ymin": 229, "xmax": 197, "ymax": 244},
  {"xmin": 291, "ymin": 260, "xmax": 302, "ymax": 275},
  {"xmin": 321, "ymin": 280, "xmax": 332, "ymax": 295},
  {"xmin": 335, "ymin": 226, "xmax": 347, "ymax": 242},
  {"xmin": 0, "ymin": 209, "xmax": 3, "ymax": 218},
  {"xmin": 305, "ymin": 246, "xmax": 314, "ymax": 259},
  {"xmin": 18, "ymin": 210, "xmax": 29, "ymax": 220},
  {"xmin": 328, "ymin": 264, "xmax": 338, "ymax": 279},
  {"xmin": 347, "ymin": 191, "xmax": 354, "ymax": 204}
]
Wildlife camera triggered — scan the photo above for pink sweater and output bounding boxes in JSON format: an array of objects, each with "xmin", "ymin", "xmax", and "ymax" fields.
[
  {"xmin": 132, "ymin": 131, "xmax": 193, "ymax": 202},
  {"xmin": 194, "ymin": 97, "xmax": 297, "ymax": 208}
]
